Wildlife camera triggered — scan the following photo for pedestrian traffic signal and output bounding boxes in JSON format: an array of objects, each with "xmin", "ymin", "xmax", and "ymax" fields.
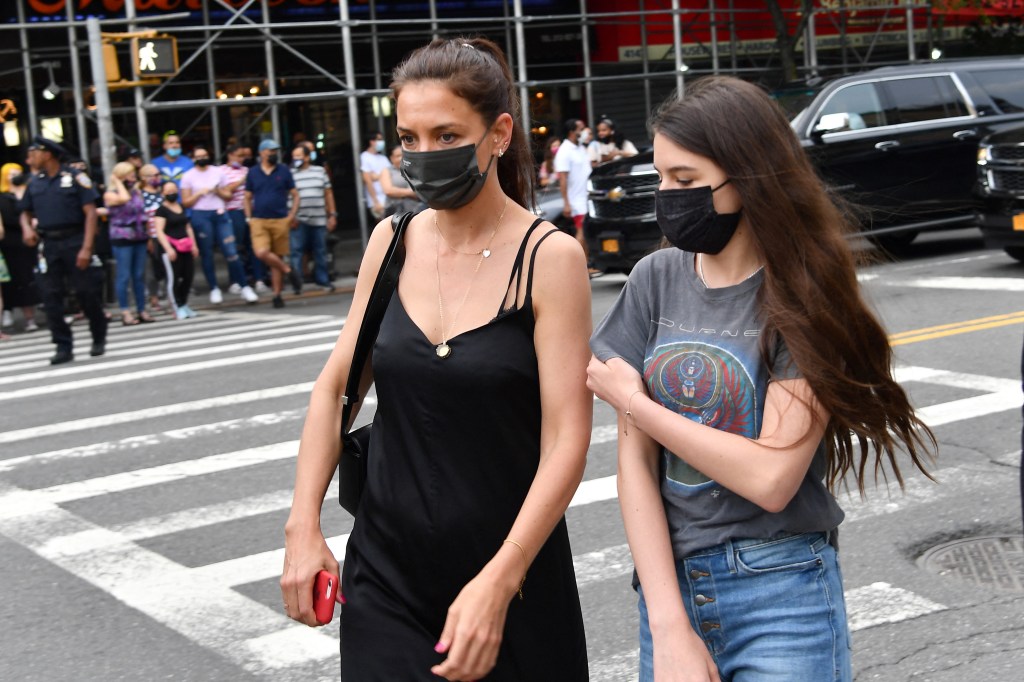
[{"xmin": 131, "ymin": 36, "xmax": 178, "ymax": 79}]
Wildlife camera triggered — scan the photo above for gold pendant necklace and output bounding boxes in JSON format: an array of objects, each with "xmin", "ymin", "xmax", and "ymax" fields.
[{"xmin": 434, "ymin": 198, "xmax": 509, "ymax": 359}]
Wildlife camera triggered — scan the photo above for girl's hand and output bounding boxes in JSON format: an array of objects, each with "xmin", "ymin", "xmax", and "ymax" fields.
[
  {"xmin": 653, "ymin": 627, "xmax": 721, "ymax": 682},
  {"xmin": 280, "ymin": 526, "xmax": 341, "ymax": 627},
  {"xmin": 430, "ymin": 574, "xmax": 514, "ymax": 681},
  {"xmin": 190, "ymin": 246, "xmax": 199, "ymax": 258},
  {"xmin": 165, "ymin": 250, "xmax": 177, "ymax": 262},
  {"xmin": 586, "ymin": 355, "xmax": 646, "ymax": 413}
]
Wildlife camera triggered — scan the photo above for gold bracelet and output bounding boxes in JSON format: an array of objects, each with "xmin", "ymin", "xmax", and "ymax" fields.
[
  {"xmin": 503, "ymin": 538, "xmax": 527, "ymax": 600},
  {"xmin": 624, "ymin": 389, "xmax": 644, "ymax": 436}
]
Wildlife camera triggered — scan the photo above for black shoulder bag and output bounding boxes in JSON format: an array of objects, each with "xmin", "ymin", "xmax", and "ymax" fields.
[{"xmin": 338, "ymin": 211, "xmax": 412, "ymax": 515}]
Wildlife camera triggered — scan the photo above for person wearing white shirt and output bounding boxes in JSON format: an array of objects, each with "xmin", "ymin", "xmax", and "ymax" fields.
[
  {"xmin": 554, "ymin": 118, "xmax": 596, "ymax": 273},
  {"xmin": 587, "ymin": 116, "xmax": 639, "ymax": 166},
  {"xmin": 359, "ymin": 130, "xmax": 391, "ymax": 221}
]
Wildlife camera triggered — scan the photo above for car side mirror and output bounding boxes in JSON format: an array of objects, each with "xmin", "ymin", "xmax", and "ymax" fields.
[{"xmin": 813, "ymin": 112, "xmax": 850, "ymax": 137}]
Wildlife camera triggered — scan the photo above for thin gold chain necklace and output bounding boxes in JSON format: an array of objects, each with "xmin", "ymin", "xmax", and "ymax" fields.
[
  {"xmin": 434, "ymin": 198, "xmax": 510, "ymax": 359},
  {"xmin": 433, "ymin": 199, "xmax": 508, "ymax": 258}
]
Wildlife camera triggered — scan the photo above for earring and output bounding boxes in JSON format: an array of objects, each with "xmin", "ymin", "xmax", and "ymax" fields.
[{"xmin": 498, "ymin": 148, "xmax": 505, "ymax": 158}]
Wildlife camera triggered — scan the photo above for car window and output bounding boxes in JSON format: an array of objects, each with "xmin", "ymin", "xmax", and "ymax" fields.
[
  {"xmin": 971, "ymin": 69, "xmax": 1024, "ymax": 114},
  {"xmin": 883, "ymin": 75, "xmax": 968, "ymax": 123},
  {"xmin": 816, "ymin": 82, "xmax": 888, "ymax": 131}
]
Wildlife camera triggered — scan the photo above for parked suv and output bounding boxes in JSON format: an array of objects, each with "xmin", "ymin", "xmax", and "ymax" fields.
[
  {"xmin": 977, "ymin": 124, "xmax": 1024, "ymax": 262},
  {"xmin": 585, "ymin": 58, "xmax": 1024, "ymax": 272}
]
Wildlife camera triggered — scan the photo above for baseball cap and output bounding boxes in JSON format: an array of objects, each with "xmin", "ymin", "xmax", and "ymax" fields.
[{"xmin": 258, "ymin": 139, "xmax": 280, "ymax": 152}]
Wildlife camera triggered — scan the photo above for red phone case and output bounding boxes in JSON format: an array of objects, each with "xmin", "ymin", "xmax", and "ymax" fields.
[{"xmin": 313, "ymin": 570, "xmax": 339, "ymax": 625}]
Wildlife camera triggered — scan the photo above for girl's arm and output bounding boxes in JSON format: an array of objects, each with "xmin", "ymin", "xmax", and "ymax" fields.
[
  {"xmin": 431, "ymin": 225, "xmax": 592, "ymax": 682},
  {"xmin": 153, "ymin": 215, "xmax": 172, "ymax": 254},
  {"xmin": 616, "ymin": 414, "xmax": 720, "ymax": 682},
  {"xmin": 280, "ymin": 216, "xmax": 398, "ymax": 627},
  {"xmin": 103, "ymin": 178, "xmax": 129, "ymax": 207},
  {"xmin": 589, "ymin": 358, "xmax": 827, "ymax": 513}
]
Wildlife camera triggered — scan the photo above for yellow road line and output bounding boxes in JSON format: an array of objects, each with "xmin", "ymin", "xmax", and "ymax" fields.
[{"xmin": 890, "ymin": 311, "xmax": 1024, "ymax": 346}]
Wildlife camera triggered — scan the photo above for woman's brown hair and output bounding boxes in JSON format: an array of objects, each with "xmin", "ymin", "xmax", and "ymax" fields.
[
  {"xmin": 390, "ymin": 37, "xmax": 535, "ymax": 211},
  {"xmin": 650, "ymin": 76, "xmax": 935, "ymax": 493}
]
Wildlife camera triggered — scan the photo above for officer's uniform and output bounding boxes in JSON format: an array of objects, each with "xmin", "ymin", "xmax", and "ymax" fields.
[{"xmin": 20, "ymin": 138, "xmax": 107, "ymax": 359}]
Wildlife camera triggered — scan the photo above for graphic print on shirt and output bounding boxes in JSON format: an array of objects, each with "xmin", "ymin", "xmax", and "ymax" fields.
[{"xmin": 644, "ymin": 340, "xmax": 758, "ymax": 486}]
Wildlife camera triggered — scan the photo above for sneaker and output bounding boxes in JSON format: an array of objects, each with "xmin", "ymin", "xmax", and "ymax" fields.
[
  {"xmin": 0, "ymin": 310, "xmax": 12, "ymax": 328},
  {"xmin": 288, "ymin": 269, "xmax": 303, "ymax": 295},
  {"xmin": 228, "ymin": 283, "xmax": 242, "ymax": 295},
  {"xmin": 254, "ymin": 280, "xmax": 270, "ymax": 294},
  {"xmin": 272, "ymin": 295, "xmax": 285, "ymax": 309},
  {"xmin": 209, "ymin": 287, "xmax": 223, "ymax": 304},
  {"xmin": 89, "ymin": 341, "xmax": 106, "ymax": 357},
  {"xmin": 319, "ymin": 283, "xmax": 336, "ymax": 293},
  {"xmin": 176, "ymin": 307, "xmax": 189, "ymax": 321},
  {"xmin": 24, "ymin": 319, "xmax": 39, "ymax": 333},
  {"xmin": 240, "ymin": 285, "xmax": 259, "ymax": 303},
  {"xmin": 185, "ymin": 305, "xmax": 200, "ymax": 319}
]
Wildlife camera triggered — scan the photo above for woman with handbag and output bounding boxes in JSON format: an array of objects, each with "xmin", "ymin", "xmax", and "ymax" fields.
[
  {"xmin": 152, "ymin": 181, "xmax": 199, "ymax": 320},
  {"xmin": 281, "ymin": 37, "xmax": 592, "ymax": 681},
  {"xmin": 104, "ymin": 161, "xmax": 155, "ymax": 325},
  {"xmin": 587, "ymin": 76, "xmax": 935, "ymax": 681}
]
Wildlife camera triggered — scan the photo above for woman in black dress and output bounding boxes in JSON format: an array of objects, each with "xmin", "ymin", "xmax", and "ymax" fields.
[{"xmin": 282, "ymin": 38, "xmax": 592, "ymax": 681}]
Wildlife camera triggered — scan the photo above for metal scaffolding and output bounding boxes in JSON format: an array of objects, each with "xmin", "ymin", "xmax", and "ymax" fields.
[{"xmin": 3, "ymin": 1, "xmax": 937, "ymax": 248}]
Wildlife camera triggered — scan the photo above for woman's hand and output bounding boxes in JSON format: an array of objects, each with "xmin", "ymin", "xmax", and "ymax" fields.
[
  {"xmin": 280, "ymin": 525, "xmax": 340, "ymax": 627},
  {"xmin": 653, "ymin": 627, "xmax": 721, "ymax": 682},
  {"xmin": 190, "ymin": 245, "xmax": 199, "ymax": 258},
  {"xmin": 586, "ymin": 356, "xmax": 646, "ymax": 414},
  {"xmin": 165, "ymin": 249, "xmax": 177, "ymax": 262},
  {"xmin": 430, "ymin": 573, "xmax": 516, "ymax": 681}
]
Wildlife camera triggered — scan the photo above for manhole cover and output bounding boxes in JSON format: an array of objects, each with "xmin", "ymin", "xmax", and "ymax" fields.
[{"xmin": 918, "ymin": 535, "xmax": 1024, "ymax": 593}]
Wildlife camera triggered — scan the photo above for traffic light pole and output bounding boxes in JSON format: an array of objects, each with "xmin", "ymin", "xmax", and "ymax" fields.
[
  {"xmin": 87, "ymin": 18, "xmax": 116, "ymax": 185},
  {"xmin": 124, "ymin": 1, "xmax": 151, "ymax": 163}
]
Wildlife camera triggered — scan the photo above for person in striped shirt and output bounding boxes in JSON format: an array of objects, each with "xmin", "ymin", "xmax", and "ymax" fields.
[
  {"xmin": 222, "ymin": 144, "xmax": 268, "ymax": 293},
  {"xmin": 288, "ymin": 144, "xmax": 337, "ymax": 293}
]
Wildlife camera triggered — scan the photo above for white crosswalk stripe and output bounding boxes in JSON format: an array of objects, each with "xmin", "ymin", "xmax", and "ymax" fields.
[{"xmin": 0, "ymin": 309, "xmax": 1014, "ymax": 681}]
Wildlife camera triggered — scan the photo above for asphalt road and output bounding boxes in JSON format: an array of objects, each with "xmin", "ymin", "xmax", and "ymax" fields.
[{"xmin": 1, "ymin": 228, "xmax": 1022, "ymax": 681}]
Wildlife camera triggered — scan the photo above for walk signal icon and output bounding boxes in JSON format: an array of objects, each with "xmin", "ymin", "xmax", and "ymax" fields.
[{"xmin": 131, "ymin": 37, "xmax": 178, "ymax": 78}]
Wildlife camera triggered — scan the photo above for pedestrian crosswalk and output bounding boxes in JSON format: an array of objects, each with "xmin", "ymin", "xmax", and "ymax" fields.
[{"xmin": 0, "ymin": 309, "xmax": 1019, "ymax": 681}]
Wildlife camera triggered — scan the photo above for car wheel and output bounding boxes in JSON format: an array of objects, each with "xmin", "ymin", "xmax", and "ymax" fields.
[{"xmin": 1004, "ymin": 247, "xmax": 1024, "ymax": 263}]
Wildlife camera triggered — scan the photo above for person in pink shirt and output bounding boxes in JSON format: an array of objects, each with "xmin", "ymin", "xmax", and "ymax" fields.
[{"xmin": 180, "ymin": 145, "xmax": 257, "ymax": 304}]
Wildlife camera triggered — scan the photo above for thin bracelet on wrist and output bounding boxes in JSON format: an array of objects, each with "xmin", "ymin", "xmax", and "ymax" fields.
[
  {"xmin": 503, "ymin": 538, "xmax": 527, "ymax": 600},
  {"xmin": 624, "ymin": 389, "xmax": 644, "ymax": 436}
]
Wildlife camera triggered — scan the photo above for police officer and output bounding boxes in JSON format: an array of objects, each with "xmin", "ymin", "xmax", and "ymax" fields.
[{"xmin": 19, "ymin": 136, "xmax": 107, "ymax": 365}]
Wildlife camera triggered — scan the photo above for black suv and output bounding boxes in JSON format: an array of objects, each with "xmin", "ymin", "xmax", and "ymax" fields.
[
  {"xmin": 586, "ymin": 58, "xmax": 1024, "ymax": 272},
  {"xmin": 977, "ymin": 124, "xmax": 1024, "ymax": 261}
]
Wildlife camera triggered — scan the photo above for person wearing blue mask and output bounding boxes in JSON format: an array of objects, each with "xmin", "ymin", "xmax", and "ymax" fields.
[
  {"xmin": 152, "ymin": 131, "xmax": 194, "ymax": 188},
  {"xmin": 359, "ymin": 130, "xmax": 390, "ymax": 221}
]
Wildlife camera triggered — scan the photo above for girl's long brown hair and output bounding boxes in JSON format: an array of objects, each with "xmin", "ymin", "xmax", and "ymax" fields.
[
  {"xmin": 650, "ymin": 76, "xmax": 935, "ymax": 493},
  {"xmin": 390, "ymin": 36, "xmax": 535, "ymax": 211}
]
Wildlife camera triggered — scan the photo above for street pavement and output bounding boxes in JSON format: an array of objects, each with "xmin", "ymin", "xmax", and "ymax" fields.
[{"xmin": 1, "ymin": 229, "xmax": 1022, "ymax": 681}]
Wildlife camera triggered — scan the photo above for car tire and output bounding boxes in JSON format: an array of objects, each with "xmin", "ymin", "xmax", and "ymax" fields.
[{"xmin": 1004, "ymin": 247, "xmax": 1024, "ymax": 263}]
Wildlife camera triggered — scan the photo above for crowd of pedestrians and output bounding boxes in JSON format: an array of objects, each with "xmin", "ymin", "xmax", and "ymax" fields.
[{"xmin": 0, "ymin": 131, "xmax": 346, "ymax": 359}]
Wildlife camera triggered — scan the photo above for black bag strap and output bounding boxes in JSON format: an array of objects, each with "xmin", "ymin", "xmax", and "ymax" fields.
[{"xmin": 341, "ymin": 211, "xmax": 412, "ymax": 434}]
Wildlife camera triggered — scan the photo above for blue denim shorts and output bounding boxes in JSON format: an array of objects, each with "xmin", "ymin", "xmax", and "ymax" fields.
[{"xmin": 638, "ymin": 532, "xmax": 851, "ymax": 681}]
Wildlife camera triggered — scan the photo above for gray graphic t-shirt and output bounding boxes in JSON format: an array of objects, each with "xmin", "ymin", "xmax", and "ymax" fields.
[{"xmin": 591, "ymin": 248, "xmax": 844, "ymax": 558}]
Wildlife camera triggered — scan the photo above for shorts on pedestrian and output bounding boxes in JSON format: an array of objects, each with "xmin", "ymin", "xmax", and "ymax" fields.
[
  {"xmin": 572, "ymin": 213, "xmax": 585, "ymax": 232},
  {"xmin": 637, "ymin": 531, "xmax": 851, "ymax": 681},
  {"xmin": 249, "ymin": 217, "xmax": 290, "ymax": 257}
]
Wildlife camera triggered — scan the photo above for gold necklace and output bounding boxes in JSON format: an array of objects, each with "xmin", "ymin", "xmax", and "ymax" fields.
[
  {"xmin": 434, "ymin": 198, "xmax": 510, "ymax": 359},
  {"xmin": 433, "ymin": 198, "xmax": 508, "ymax": 259}
]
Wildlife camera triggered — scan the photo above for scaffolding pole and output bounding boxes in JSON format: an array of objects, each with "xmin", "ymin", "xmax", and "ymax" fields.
[
  {"xmin": 66, "ymin": 1, "xmax": 89, "ymax": 163},
  {"xmin": 370, "ymin": 0, "xmax": 385, "ymax": 138},
  {"xmin": 16, "ymin": 1, "xmax": 38, "ymax": 140},
  {"xmin": 580, "ymin": 0, "xmax": 594, "ymax": 120},
  {"xmin": 262, "ymin": 0, "xmax": 281, "ymax": 140},
  {"xmin": 513, "ymin": 0, "xmax": 530, "ymax": 136},
  {"xmin": 710, "ymin": 0, "xmax": 720, "ymax": 74},
  {"xmin": 202, "ymin": 1, "xmax": 222, "ymax": 158},
  {"xmin": 340, "ymin": 0, "xmax": 369, "ymax": 249},
  {"xmin": 672, "ymin": 0, "xmax": 685, "ymax": 98},
  {"xmin": 125, "ymin": 1, "xmax": 151, "ymax": 162},
  {"xmin": 640, "ymin": 0, "xmax": 652, "ymax": 116},
  {"xmin": 86, "ymin": 19, "xmax": 116, "ymax": 184}
]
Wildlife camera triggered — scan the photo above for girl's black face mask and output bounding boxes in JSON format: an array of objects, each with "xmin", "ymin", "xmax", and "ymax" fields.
[
  {"xmin": 400, "ymin": 136, "xmax": 496, "ymax": 210},
  {"xmin": 655, "ymin": 179, "xmax": 742, "ymax": 254}
]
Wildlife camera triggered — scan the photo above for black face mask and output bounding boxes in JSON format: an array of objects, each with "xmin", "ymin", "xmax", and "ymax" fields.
[
  {"xmin": 164, "ymin": 193, "xmax": 179, "ymax": 203},
  {"xmin": 267, "ymin": 154, "xmax": 279, "ymax": 166},
  {"xmin": 195, "ymin": 158, "xmax": 210, "ymax": 168},
  {"xmin": 11, "ymin": 173, "xmax": 27, "ymax": 187},
  {"xmin": 400, "ymin": 137, "xmax": 496, "ymax": 210},
  {"xmin": 242, "ymin": 158, "xmax": 256, "ymax": 168},
  {"xmin": 655, "ymin": 180, "xmax": 742, "ymax": 255},
  {"xmin": 597, "ymin": 135, "xmax": 612, "ymax": 144}
]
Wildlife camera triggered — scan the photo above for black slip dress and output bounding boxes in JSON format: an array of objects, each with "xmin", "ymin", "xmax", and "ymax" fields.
[{"xmin": 340, "ymin": 219, "xmax": 589, "ymax": 681}]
